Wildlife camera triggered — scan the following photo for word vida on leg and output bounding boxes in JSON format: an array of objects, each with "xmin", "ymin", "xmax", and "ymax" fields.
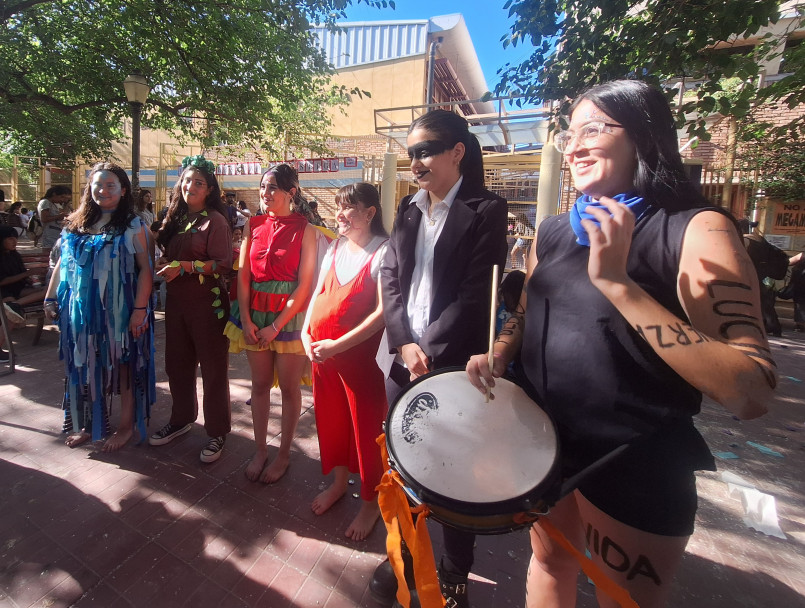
[{"xmin": 585, "ymin": 523, "xmax": 662, "ymax": 585}]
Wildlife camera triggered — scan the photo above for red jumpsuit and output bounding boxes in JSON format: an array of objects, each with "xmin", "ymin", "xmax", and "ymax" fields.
[{"xmin": 308, "ymin": 241, "xmax": 387, "ymax": 500}]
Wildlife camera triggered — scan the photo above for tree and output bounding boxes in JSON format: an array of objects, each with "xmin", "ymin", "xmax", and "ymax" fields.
[
  {"xmin": 497, "ymin": 0, "xmax": 804, "ymax": 140},
  {"xmin": 0, "ymin": 0, "xmax": 385, "ymax": 164}
]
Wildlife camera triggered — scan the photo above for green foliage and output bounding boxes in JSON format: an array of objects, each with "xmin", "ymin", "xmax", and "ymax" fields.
[
  {"xmin": 497, "ymin": 0, "xmax": 803, "ymax": 139},
  {"xmin": 740, "ymin": 121, "xmax": 805, "ymax": 201},
  {"xmin": 0, "ymin": 0, "xmax": 381, "ymax": 165}
]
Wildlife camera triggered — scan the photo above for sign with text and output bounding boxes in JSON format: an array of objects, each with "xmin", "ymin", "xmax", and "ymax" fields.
[
  {"xmin": 212, "ymin": 157, "xmax": 357, "ymax": 177},
  {"xmin": 770, "ymin": 201, "xmax": 805, "ymax": 235}
]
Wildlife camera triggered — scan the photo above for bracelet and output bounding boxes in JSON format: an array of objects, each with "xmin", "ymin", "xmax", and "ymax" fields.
[
  {"xmin": 133, "ymin": 306, "xmax": 147, "ymax": 310},
  {"xmin": 271, "ymin": 321, "xmax": 279, "ymax": 332},
  {"xmin": 44, "ymin": 298, "xmax": 57, "ymax": 302}
]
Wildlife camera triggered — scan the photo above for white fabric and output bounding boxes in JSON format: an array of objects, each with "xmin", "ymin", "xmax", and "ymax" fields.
[
  {"xmin": 312, "ymin": 235, "xmax": 387, "ymax": 299},
  {"xmin": 405, "ymin": 176, "xmax": 463, "ymax": 342}
]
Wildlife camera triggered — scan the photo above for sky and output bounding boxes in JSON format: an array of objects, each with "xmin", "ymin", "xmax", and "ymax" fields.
[{"xmin": 341, "ymin": 0, "xmax": 537, "ymax": 96}]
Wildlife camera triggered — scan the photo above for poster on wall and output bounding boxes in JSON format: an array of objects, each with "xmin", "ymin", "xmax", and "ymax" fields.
[{"xmin": 770, "ymin": 200, "xmax": 805, "ymax": 235}]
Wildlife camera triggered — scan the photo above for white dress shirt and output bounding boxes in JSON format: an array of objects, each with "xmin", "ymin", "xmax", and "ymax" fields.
[{"xmin": 405, "ymin": 175, "xmax": 464, "ymax": 342}]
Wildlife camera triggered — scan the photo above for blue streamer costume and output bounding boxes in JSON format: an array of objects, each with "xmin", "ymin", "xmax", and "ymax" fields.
[{"xmin": 57, "ymin": 218, "xmax": 156, "ymax": 442}]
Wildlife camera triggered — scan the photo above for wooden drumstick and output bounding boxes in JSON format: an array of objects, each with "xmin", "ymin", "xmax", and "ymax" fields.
[{"xmin": 486, "ymin": 264, "xmax": 499, "ymax": 403}]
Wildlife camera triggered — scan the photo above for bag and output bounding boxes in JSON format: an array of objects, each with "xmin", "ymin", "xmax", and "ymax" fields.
[
  {"xmin": 778, "ymin": 282, "xmax": 794, "ymax": 300},
  {"xmin": 27, "ymin": 212, "xmax": 42, "ymax": 234},
  {"xmin": 743, "ymin": 235, "xmax": 789, "ymax": 281}
]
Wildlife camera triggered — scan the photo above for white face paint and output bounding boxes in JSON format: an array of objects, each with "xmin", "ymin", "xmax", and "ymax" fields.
[{"xmin": 91, "ymin": 171, "xmax": 124, "ymax": 211}]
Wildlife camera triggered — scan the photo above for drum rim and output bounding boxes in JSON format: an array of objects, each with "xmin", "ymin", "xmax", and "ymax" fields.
[{"xmin": 386, "ymin": 367, "xmax": 562, "ymax": 517}]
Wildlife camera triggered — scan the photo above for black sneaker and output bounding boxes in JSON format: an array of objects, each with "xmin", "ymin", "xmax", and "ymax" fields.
[
  {"xmin": 200, "ymin": 435, "xmax": 225, "ymax": 463},
  {"xmin": 149, "ymin": 423, "xmax": 192, "ymax": 446}
]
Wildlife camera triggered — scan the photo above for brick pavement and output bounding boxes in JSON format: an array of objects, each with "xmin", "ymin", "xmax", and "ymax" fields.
[{"xmin": 1, "ymin": 301, "xmax": 804, "ymax": 607}]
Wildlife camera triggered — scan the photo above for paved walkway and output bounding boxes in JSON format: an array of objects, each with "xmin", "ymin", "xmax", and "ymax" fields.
[{"xmin": 1, "ymin": 298, "xmax": 804, "ymax": 607}]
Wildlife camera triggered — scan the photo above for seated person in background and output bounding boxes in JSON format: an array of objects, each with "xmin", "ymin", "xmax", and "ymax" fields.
[{"xmin": 0, "ymin": 225, "xmax": 48, "ymax": 305}]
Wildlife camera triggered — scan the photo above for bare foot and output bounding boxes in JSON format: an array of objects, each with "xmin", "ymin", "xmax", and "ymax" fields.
[
  {"xmin": 345, "ymin": 500, "xmax": 381, "ymax": 541},
  {"xmin": 245, "ymin": 450, "xmax": 268, "ymax": 482},
  {"xmin": 311, "ymin": 482, "xmax": 347, "ymax": 515},
  {"xmin": 259, "ymin": 452, "xmax": 289, "ymax": 484},
  {"xmin": 65, "ymin": 431, "xmax": 90, "ymax": 448},
  {"xmin": 102, "ymin": 427, "xmax": 133, "ymax": 452}
]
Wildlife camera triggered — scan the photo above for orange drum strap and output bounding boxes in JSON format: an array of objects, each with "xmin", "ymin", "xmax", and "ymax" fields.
[
  {"xmin": 376, "ymin": 434, "xmax": 445, "ymax": 608},
  {"xmin": 539, "ymin": 519, "xmax": 640, "ymax": 608}
]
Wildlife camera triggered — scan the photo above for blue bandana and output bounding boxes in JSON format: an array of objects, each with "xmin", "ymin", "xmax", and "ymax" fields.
[{"xmin": 569, "ymin": 193, "xmax": 651, "ymax": 246}]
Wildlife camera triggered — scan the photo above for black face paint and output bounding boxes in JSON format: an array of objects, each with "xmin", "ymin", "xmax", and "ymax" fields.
[{"xmin": 407, "ymin": 140, "xmax": 450, "ymax": 160}]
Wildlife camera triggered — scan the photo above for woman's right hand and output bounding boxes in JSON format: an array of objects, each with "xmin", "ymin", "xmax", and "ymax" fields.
[
  {"xmin": 466, "ymin": 352, "xmax": 506, "ymax": 395},
  {"xmin": 400, "ymin": 343, "xmax": 430, "ymax": 379}
]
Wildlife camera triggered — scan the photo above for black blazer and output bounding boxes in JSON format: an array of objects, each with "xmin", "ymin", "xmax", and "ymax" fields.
[{"xmin": 381, "ymin": 182, "xmax": 508, "ymax": 370}]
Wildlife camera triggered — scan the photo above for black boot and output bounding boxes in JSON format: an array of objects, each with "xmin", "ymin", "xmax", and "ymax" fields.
[
  {"xmin": 438, "ymin": 561, "xmax": 470, "ymax": 608},
  {"xmin": 370, "ymin": 541, "xmax": 417, "ymax": 606}
]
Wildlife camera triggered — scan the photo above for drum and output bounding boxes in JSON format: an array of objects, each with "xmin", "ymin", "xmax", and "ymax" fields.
[{"xmin": 385, "ymin": 368, "xmax": 560, "ymax": 534}]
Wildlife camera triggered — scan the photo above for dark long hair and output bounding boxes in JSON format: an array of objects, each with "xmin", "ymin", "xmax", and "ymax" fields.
[
  {"xmin": 137, "ymin": 189, "xmax": 153, "ymax": 212},
  {"xmin": 64, "ymin": 162, "xmax": 135, "ymax": 234},
  {"xmin": 158, "ymin": 165, "xmax": 226, "ymax": 248},
  {"xmin": 335, "ymin": 182, "xmax": 388, "ymax": 237},
  {"xmin": 263, "ymin": 163, "xmax": 306, "ymax": 211},
  {"xmin": 409, "ymin": 110, "xmax": 485, "ymax": 192},
  {"xmin": 570, "ymin": 80, "xmax": 707, "ymax": 210},
  {"xmin": 44, "ymin": 185, "xmax": 71, "ymax": 200}
]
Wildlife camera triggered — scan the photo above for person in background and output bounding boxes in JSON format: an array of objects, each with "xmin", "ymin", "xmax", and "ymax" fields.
[
  {"xmin": 136, "ymin": 189, "xmax": 155, "ymax": 228},
  {"xmin": 0, "ymin": 225, "xmax": 47, "ymax": 304},
  {"xmin": 788, "ymin": 252, "xmax": 805, "ymax": 332},
  {"xmin": 150, "ymin": 156, "xmax": 232, "ymax": 463},
  {"xmin": 302, "ymin": 182, "xmax": 389, "ymax": 541},
  {"xmin": 38, "ymin": 185, "xmax": 72, "ymax": 252},
  {"xmin": 6, "ymin": 202, "xmax": 26, "ymax": 236},
  {"xmin": 224, "ymin": 164, "xmax": 318, "ymax": 484},
  {"xmin": 43, "ymin": 163, "xmax": 154, "ymax": 451},
  {"xmin": 224, "ymin": 191, "xmax": 238, "ymax": 229},
  {"xmin": 467, "ymin": 79, "xmax": 773, "ymax": 608}
]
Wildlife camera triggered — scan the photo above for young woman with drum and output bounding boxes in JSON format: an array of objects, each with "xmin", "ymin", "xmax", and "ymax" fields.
[
  {"xmin": 224, "ymin": 164, "xmax": 318, "ymax": 483},
  {"xmin": 376, "ymin": 109, "xmax": 508, "ymax": 606},
  {"xmin": 467, "ymin": 80, "xmax": 774, "ymax": 608},
  {"xmin": 302, "ymin": 183, "xmax": 389, "ymax": 541}
]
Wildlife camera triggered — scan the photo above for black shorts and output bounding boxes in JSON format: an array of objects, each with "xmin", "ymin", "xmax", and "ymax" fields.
[{"xmin": 571, "ymin": 427, "xmax": 712, "ymax": 537}]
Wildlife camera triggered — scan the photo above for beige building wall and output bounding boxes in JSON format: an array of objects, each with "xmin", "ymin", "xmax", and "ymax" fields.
[{"xmin": 327, "ymin": 55, "xmax": 427, "ymax": 137}]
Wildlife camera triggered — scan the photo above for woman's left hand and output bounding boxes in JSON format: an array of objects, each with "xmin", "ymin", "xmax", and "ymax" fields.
[
  {"xmin": 309, "ymin": 339, "xmax": 339, "ymax": 363},
  {"xmin": 129, "ymin": 309, "xmax": 149, "ymax": 338},
  {"xmin": 255, "ymin": 324, "xmax": 279, "ymax": 350},
  {"xmin": 581, "ymin": 197, "xmax": 636, "ymax": 291}
]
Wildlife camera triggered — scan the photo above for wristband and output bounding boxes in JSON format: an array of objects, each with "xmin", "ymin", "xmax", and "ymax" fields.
[
  {"xmin": 44, "ymin": 298, "xmax": 57, "ymax": 302},
  {"xmin": 133, "ymin": 307, "xmax": 147, "ymax": 310}
]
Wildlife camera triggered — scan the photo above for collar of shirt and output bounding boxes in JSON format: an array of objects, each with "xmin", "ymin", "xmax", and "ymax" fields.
[{"xmin": 411, "ymin": 175, "xmax": 463, "ymax": 217}]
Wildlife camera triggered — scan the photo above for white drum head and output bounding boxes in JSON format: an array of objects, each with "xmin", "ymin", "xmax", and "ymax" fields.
[{"xmin": 387, "ymin": 371, "xmax": 557, "ymax": 505}]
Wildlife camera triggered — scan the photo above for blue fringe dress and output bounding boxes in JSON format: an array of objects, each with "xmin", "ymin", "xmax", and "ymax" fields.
[{"xmin": 57, "ymin": 219, "xmax": 156, "ymax": 441}]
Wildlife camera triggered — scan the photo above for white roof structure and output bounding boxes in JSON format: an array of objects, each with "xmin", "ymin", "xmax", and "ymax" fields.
[{"xmin": 311, "ymin": 14, "xmax": 493, "ymax": 111}]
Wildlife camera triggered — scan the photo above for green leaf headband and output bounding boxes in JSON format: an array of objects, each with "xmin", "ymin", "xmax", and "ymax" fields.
[{"xmin": 181, "ymin": 154, "xmax": 215, "ymax": 174}]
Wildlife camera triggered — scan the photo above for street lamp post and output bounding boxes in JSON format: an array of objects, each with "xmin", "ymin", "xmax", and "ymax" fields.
[{"xmin": 123, "ymin": 73, "xmax": 150, "ymax": 203}]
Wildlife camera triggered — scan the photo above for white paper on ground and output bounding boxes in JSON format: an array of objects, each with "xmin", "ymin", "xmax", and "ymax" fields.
[
  {"xmin": 726, "ymin": 483, "xmax": 787, "ymax": 539},
  {"xmin": 719, "ymin": 470, "xmax": 756, "ymax": 488}
]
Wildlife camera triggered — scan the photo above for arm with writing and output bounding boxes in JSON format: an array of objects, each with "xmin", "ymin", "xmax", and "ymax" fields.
[{"xmin": 582, "ymin": 200, "xmax": 773, "ymax": 420}]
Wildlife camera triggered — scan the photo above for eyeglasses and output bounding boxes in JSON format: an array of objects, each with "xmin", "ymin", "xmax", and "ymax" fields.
[{"xmin": 553, "ymin": 121, "xmax": 624, "ymax": 154}]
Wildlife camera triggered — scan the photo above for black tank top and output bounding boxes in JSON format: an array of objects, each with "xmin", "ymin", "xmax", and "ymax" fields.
[{"xmin": 523, "ymin": 205, "xmax": 722, "ymax": 475}]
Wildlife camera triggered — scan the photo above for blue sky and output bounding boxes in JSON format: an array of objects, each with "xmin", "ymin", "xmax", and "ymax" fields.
[{"xmin": 341, "ymin": 0, "xmax": 537, "ymax": 95}]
